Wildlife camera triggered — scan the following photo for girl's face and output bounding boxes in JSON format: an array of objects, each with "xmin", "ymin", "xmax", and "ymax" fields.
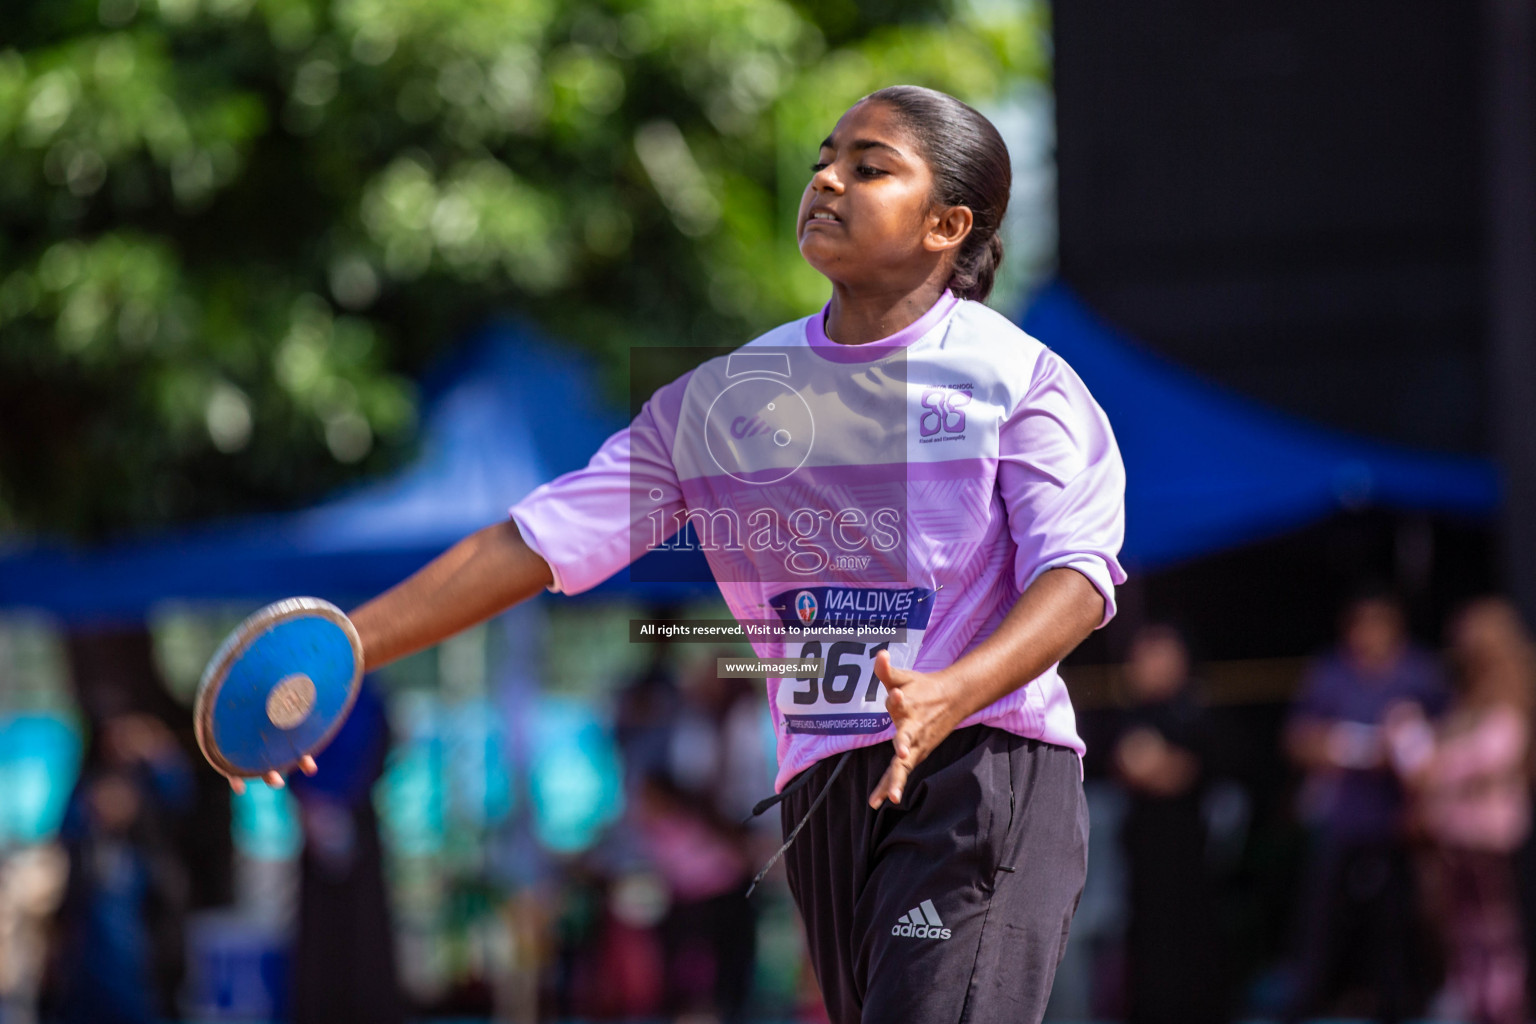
[{"xmin": 797, "ymin": 100, "xmax": 969, "ymax": 289}]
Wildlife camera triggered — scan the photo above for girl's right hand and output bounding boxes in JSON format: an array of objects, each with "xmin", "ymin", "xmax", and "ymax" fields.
[{"xmin": 228, "ymin": 755, "xmax": 317, "ymax": 794}]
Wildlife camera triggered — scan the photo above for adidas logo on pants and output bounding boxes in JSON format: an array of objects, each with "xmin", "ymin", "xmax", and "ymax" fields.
[{"xmin": 891, "ymin": 899, "xmax": 952, "ymax": 940}]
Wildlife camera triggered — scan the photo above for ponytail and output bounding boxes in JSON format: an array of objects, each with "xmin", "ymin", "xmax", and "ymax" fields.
[{"xmin": 950, "ymin": 232, "xmax": 1005, "ymax": 303}]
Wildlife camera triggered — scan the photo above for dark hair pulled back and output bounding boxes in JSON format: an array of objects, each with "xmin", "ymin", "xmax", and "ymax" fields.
[{"xmin": 863, "ymin": 85, "xmax": 1011, "ymax": 302}]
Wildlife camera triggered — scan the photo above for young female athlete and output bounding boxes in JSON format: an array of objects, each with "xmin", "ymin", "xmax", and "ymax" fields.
[{"xmin": 250, "ymin": 85, "xmax": 1125, "ymax": 1023}]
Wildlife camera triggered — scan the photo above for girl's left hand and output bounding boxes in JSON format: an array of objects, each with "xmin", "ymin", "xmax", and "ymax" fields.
[{"xmin": 867, "ymin": 650, "xmax": 964, "ymax": 808}]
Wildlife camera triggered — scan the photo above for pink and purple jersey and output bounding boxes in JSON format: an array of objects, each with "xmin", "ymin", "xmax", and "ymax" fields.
[{"xmin": 511, "ymin": 291, "xmax": 1127, "ymax": 790}]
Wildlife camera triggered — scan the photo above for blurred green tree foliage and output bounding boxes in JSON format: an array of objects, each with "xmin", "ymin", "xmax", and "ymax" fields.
[{"xmin": 0, "ymin": 0, "xmax": 1043, "ymax": 538}]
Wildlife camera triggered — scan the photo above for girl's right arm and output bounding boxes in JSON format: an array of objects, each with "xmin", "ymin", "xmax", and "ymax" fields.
[
  {"xmin": 238, "ymin": 512, "xmax": 554, "ymax": 793},
  {"xmin": 349, "ymin": 519, "xmax": 554, "ymax": 672},
  {"xmin": 242, "ymin": 382, "xmax": 685, "ymax": 792},
  {"xmin": 350, "ymin": 370, "xmax": 695, "ymax": 667}
]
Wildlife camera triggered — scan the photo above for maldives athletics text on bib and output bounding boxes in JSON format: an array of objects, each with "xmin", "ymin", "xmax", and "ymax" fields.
[{"xmin": 772, "ymin": 585, "xmax": 935, "ymax": 734}]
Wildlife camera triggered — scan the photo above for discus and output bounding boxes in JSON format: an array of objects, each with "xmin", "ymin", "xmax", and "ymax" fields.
[{"xmin": 193, "ymin": 597, "xmax": 363, "ymax": 780}]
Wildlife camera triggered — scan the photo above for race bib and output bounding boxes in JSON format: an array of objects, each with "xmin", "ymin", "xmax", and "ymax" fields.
[{"xmin": 772, "ymin": 585, "xmax": 935, "ymax": 734}]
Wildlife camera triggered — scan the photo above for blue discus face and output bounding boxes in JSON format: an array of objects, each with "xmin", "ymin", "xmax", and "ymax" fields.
[{"xmin": 206, "ymin": 612, "xmax": 359, "ymax": 776}]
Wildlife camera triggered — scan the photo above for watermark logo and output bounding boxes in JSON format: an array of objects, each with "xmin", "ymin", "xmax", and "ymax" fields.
[
  {"xmin": 730, "ymin": 415, "xmax": 773, "ymax": 439},
  {"xmin": 629, "ymin": 346, "xmax": 909, "ymax": 583},
  {"xmin": 704, "ymin": 352, "xmax": 814, "ymax": 485}
]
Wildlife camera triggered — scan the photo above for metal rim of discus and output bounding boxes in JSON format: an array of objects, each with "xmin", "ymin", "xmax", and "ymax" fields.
[{"xmin": 193, "ymin": 596, "xmax": 364, "ymax": 780}]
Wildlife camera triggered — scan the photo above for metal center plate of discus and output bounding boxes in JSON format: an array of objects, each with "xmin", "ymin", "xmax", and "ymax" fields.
[{"xmin": 266, "ymin": 673, "xmax": 317, "ymax": 729}]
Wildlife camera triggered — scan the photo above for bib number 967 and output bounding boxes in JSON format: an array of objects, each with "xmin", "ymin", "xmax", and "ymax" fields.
[{"xmin": 789, "ymin": 640, "xmax": 891, "ymax": 705}]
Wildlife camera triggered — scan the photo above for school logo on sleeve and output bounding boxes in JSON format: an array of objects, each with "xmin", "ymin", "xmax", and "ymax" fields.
[{"xmin": 794, "ymin": 590, "xmax": 819, "ymax": 625}]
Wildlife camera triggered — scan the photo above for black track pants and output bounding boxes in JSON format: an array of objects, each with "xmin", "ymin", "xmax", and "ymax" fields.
[{"xmin": 780, "ymin": 726, "xmax": 1089, "ymax": 1024}]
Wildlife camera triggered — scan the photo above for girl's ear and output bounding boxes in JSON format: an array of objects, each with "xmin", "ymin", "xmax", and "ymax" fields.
[{"xmin": 923, "ymin": 204, "xmax": 973, "ymax": 254}]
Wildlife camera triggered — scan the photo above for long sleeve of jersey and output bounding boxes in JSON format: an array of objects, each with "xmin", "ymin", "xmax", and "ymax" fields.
[
  {"xmin": 998, "ymin": 349, "xmax": 1127, "ymax": 627},
  {"xmin": 511, "ymin": 372, "xmax": 692, "ymax": 595}
]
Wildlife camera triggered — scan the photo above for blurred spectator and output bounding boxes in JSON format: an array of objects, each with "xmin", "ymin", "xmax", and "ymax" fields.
[
  {"xmin": 287, "ymin": 680, "xmax": 405, "ymax": 1024},
  {"xmin": 1111, "ymin": 625, "xmax": 1228, "ymax": 1024},
  {"xmin": 635, "ymin": 658, "xmax": 767, "ymax": 1024},
  {"xmin": 556, "ymin": 643, "xmax": 680, "ymax": 1020},
  {"xmin": 558, "ymin": 862, "xmax": 667, "ymax": 1020},
  {"xmin": 584, "ymin": 648, "xmax": 769, "ymax": 1022},
  {"xmin": 1281, "ymin": 589, "xmax": 1447, "ymax": 1023},
  {"xmin": 615, "ymin": 640, "xmax": 684, "ymax": 798},
  {"xmin": 635, "ymin": 774, "xmax": 755, "ymax": 1022},
  {"xmin": 668, "ymin": 655, "xmax": 774, "ymax": 826},
  {"xmin": 1388, "ymin": 598, "xmax": 1536, "ymax": 1024},
  {"xmin": 0, "ymin": 846, "xmax": 66, "ymax": 1024},
  {"xmin": 42, "ymin": 714, "xmax": 192, "ymax": 1024}
]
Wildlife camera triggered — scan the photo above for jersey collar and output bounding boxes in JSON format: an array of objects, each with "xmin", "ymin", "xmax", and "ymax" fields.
[{"xmin": 804, "ymin": 289, "xmax": 960, "ymax": 363}]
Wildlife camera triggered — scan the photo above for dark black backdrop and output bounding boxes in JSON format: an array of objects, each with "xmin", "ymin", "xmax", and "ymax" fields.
[
  {"xmin": 1054, "ymin": 0, "xmax": 1485, "ymax": 455},
  {"xmin": 1052, "ymin": 0, "xmax": 1505, "ymax": 659}
]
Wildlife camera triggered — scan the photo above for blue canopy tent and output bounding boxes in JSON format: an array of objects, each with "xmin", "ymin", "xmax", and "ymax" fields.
[
  {"xmin": 0, "ymin": 287, "xmax": 1502, "ymax": 618},
  {"xmin": 0, "ymin": 324, "xmax": 668, "ymax": 858},
  {"xmin": 0, "ymin": 322, "xmax": 707, "ymax": 621},
  {"xmin": 1021, "ymin": 282, "xmax": 1500, "ymax": 568}
]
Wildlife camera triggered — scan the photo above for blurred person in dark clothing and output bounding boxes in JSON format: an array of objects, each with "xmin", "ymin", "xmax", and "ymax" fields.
[
  {"xmin": 287, "ymin": 680, "xmax": 404, "ymax": 1024},
  {"xmin": 634, "ymin": 657, "xmax": 767, "ymax": 1024},
  {"xmin": 615, "ymin": 639, "xmax": 684, "ymax": 797},
  {"xmin": 44, "ymin": 714, "xmax": 192, "ymax": 1024},
  {"xmin": 1281, "ymin": 589, "xmax": 1447, "ymax": 1023},
  {"xmin": 635, "ymin": 773, "xmax": 756, "ymax": 1023},
  {"xmin": 1112, "ymin": 624, "xmax": 1227, "ymax": 1024},
  {"xmin": 667, "ymin": 654, "xmax": 774, "ymax": 827},
  {"xmin": 1388, "ymin": 598, "xmax": 1535, "ymax": 1024},
  {"xmin": 583, "ymin": 643, "xmax": 766, "ymax": 1022}
]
